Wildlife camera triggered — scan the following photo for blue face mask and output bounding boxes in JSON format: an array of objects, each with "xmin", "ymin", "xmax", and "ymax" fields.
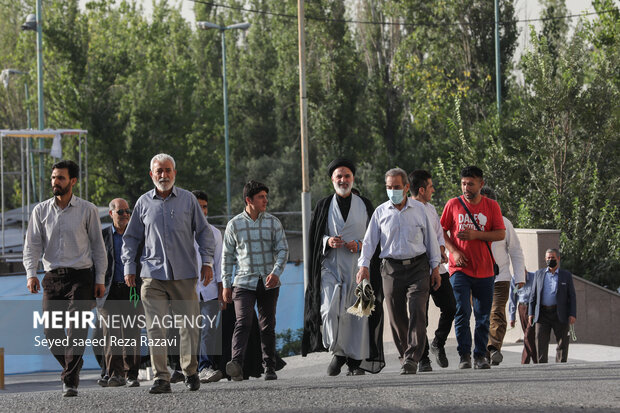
[{"xmin": 387, "ymin": 189, "xmax": 404, "ymax": 205}]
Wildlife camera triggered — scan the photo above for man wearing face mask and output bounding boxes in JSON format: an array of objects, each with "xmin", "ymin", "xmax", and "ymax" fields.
[
  {"xmin": 356, "ymin": 168, "xmax": 441, "ymax": 375},
  {"xmin": 302, "ymin": 158, "xmax": 385, "ymax": 376},
  {"xmin": 528, "ymin": 249, "xmax": 576, "ymax": 363}
]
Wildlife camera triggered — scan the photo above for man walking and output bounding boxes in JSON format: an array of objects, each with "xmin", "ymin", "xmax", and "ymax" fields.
[
  {"xmin": 122, "ymin": 153, "xmax": 215, "ymax": 394},
  {"xmin": 440, "ymin": 166, "xmax": 505, "ymax": 370},
  {"xmin": 97, "ymin": 198, "xmax": 142, "ymax": 388},
  {"xmin": 302, "ymin": 158, "xmax": 384, "ymax": 376},
  {"xmin": 223, "ymin": 181, "xmax": 288, "ymax": 381},
  {"xmin": 356, "ymin": 168, "xmax": 441, "ymax": 375},
  {"xmin": 529, "ymin": 249, "xmax": 576, "ymax": 363},
  {"xmin": 23, "ymin": 160, "xmax": 107, "ymax": 397},
  {"xmin": 409, "ymin": 169, "xmax": 455, "ymax": 372}
]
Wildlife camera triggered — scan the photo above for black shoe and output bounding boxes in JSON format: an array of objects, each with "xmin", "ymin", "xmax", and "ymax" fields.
[
  {"xmin": 346, "ymin": 368, "xmax": 365, "ymax": 376},
  {"xmin": 418, "ymin": 357, "xmax": 433, "ymax": 372},
  {"xmin": 400, "ymin": 360, "xmax": 417, "ymax": 375},
  {"xmin": 185, "ymin": 373, "xmax": 200, "ymax": 391},
  {"xmin": 226, "ymin": 361, "xmax": 243, "ymax": 382},
  {"xmin": 170, "ymin": 370, "xmax": 185, "ymax": 384},
  {"xmin": 97, "ymin": 375, "xmax": 109, "ymax": 387},
  {"xmin": 489, "ymin": 349, "xmax": 503, "ymax": 366},
  {"xmin": 458, "ymin": 354, "xmax": 472, "ymax": 369},
  {"xmin": 430, "ymin": 341, "xmax": 449, "ymax": 368},
  {"xmin": 126, "ymin": 378, "xmax": 140, "ymax": 387},
  {"xmin": 62, "ymin": 384, "xmax": 78, "ymax": 397},
  {"xmin": 107, "ymin": 375, "xmax": 126, "ymax": 387},
  {"xmin": 474, "ymin": 355, "xmax": 491, "ymax": 369},
  {"xmin": 327, "ymin": 355, "xmax": 347, "ymax": 376},
  {"xmin": 264, "ymin": 367, "xmax": 277, "ymax": 381},
  {"xmin": 149, "ymin": 379, "xmax": 171, "ymax": 394}
]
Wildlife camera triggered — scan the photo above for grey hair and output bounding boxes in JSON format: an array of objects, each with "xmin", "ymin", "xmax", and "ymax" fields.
[
  {"xmin": 150, "ymin": 153, "xmax": 176, "ymax": 171},
  {"xmin": 108, "ymin": 198, "xmax": 128, "ymax": 211},
  {"xmin": 385, "ymin": 168, "xmax": 409, "ymax": 186},
  {"xmin": 546, "ymin": 248, "xmax": 561, "ymax": 257},
  {"xmin": 480, "ymin": 186, "xmax": 496, "ymax": 200}
]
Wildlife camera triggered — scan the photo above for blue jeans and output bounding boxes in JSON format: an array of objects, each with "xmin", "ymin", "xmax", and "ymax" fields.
[
  {"xmin": 450, "ymin": 271, "xmax": 494, "ymax": 358},
  {"xmin": 198, "ymin": 299, "xmax": 222, "ymax": 372}
]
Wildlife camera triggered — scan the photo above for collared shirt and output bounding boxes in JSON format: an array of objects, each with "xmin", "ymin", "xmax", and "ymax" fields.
[
  {"xmin": 112, "ymin": 228, "xmax": 125, "ymax": 283},
  {"xmin": 418, "ymin": 200, "xmax": 445, "ymax": 248},
  {"xmin": 23, "ymin": 195, "xmax": 107, "ymax": 284},
  {"xmin": 541, "ymin": 267, "xmax": 559, "ymax": 306},
  {"xmin": 121, "ymin": 186, "xmax": 215, "ymax": 281},
  {"xmin": 222, "ymin": 210, "xmax": 289, "ymax": 290},
  {"xmin": 508, "ymin": 271, "xmax": 535, "ymax": 322},
  {"xmin": 358, "ymin": 198, "xmax": 440, "ymax": 270}
]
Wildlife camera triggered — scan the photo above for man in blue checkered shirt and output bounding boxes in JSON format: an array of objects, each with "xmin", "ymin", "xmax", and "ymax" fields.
[{"xmin": 222, "ymin": 180, "xmax": 289, "ymax": 381}]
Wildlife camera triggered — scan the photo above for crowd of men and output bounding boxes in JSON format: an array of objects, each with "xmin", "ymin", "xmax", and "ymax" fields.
[{"xmin": 22, "ymin": 155, "xmax": 577, "ymax": 397}]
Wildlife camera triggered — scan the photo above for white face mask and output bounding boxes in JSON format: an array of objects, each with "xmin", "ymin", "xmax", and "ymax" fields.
[{"xmin": 387, "ymin": 189, "xmax": 404, "ymax": 204}]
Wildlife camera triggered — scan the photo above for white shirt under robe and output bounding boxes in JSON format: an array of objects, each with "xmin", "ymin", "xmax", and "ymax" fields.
[{"xmin": 320, "ymin": 194, "xmax": 370, "ymax": 361}]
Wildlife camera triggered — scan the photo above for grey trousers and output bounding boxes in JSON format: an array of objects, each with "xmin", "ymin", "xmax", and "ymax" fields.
[{"xmin": 381, "ymin": 255, "xmax": 430, "ymax": 364}]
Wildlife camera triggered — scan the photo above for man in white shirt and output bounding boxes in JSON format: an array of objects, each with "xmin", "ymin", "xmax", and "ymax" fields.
[
  {"xmin": 356, "ymin": 168, "xmax": 441, "ymax": 374},
  {"xmin": 480, "ymin": 187, "xmax": 525, "ymax": 365}
]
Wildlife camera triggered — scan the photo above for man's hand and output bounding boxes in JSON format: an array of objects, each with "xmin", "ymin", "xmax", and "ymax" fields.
[
  {"xmin": 217, "ymin": 283, "xmax": 226, "ymax": 310},
  {"xmin": 456, "ymin": 229, "xmax": 478, "ymax": 241},
  {"xmin": 200, "ymin": 265, "xmax": 214, "ymax": 286},
  {"xmin": 223, "ymin": 287, "xmax": 232, "ymax": 304},
  {"xmin": 451, "ymin": 249, "xmax": 469, "ymax": 267},
  {"xmin": 440, "ymin": 248, "xmax": 448, "ymax": 264},
  {"xmin": 516, "ymin": 282, "xmax": 525, "ymax": 289},
  {"xmin": 356, "ymin": 267, "xmax": 370, "ymax": 284},
  {"xmin": 510, "ymin": 320, "xmax": 515, "ymax": 328},
  {"xmin": 344, "ymin": 240, "xmax": 359, "ymax": 253},
  {"xmin": 125, "ymin": 274, "xmax": 137, "ymax": 287},
  {"xmin": 569, "ymin": 316, "xmax": 576, "ymax": 325},
  {"xmin": 528, "ymin": 315, "xmax": 534, "ymax": 326},
  {"xmin": 430, "ymin": 268, "xmax": 441, "ymax": 291},
  {"xmin": 27, "ymin": 277, "xmax": 40, "ymax": 294},
  {"xmin": 329, "ymin": 236, "xmax": 345, "ymax": 249},
  {"xmin": 265, "ymin": 273, "xmax": 279, "ymax": 289},
  {"xmin": 94, "ymin": 283, "xmax": 105, "ymax": 298}
]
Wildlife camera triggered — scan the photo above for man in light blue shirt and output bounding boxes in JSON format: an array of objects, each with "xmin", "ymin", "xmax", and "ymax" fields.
[
  {"xmin": 508, "ymin": 271, "xmax": 537, "ymax": 363},
  {"xmin": 122, "ymin": 153, "xmax": 215, "ymax": 394},
  {"xmin": 222, "ymin": 180, "xmax": 288, "ymax": 381},
  {"xmin": 357, "ymin": 168, "xmax": 441, "ymax": 375}
]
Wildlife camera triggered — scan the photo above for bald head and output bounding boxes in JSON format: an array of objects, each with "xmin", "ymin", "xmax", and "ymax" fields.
[{"xmin": 108, "ymin": 198, "xmax": 131, "ymax": 233}]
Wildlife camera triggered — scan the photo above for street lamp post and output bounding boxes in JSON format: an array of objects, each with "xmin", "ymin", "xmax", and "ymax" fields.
[
  {"xmin": 197, "ymin": 21, "xmax": 250, "ymax": 219},
  {"xmin": 22, "ymin": 0, "xmax": 45, "ymax": 202}
]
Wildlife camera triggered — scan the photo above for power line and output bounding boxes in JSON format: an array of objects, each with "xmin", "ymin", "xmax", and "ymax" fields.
[{"xmin": 188, "ymin": 0, "xmax": 616, "ymax": 27}]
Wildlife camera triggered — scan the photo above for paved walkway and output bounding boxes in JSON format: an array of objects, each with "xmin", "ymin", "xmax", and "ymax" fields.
[{"xmin": 1, "ymin": 341, "xmax": 620, "ymax": 412}]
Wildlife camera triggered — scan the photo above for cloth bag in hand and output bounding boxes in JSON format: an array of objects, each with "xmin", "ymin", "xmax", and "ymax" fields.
[{"xmin": 346, "ymin": 278, "xmax": 376, "ymax": 317}]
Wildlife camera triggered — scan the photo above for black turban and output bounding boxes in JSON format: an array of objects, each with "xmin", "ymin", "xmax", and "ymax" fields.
[{"xmin": 327, "ymin": 158, "xmax": 356, "ymax": 177}]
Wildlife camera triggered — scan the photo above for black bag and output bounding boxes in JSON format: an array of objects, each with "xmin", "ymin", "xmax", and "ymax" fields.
[{"xmin": 456, "ymin": 196, "xmax": 499, "ymax": 276}]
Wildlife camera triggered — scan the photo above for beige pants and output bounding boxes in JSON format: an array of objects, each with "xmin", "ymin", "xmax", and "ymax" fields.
[{"xmin": 141, "ymin": 277, "xmax": 200, "ymax": 380}]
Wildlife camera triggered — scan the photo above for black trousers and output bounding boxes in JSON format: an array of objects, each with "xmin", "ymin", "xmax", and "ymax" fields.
[
  {"xmin": 422, "ymin": 271, "xmax": 456, "ymax": 359},
  {"xmin": 41, "ymin": 268, "xmax": 94, "ymax": 388},
  {"xmin": 535, "ymin": 306, "xmax": 570, "ymax": 363}
]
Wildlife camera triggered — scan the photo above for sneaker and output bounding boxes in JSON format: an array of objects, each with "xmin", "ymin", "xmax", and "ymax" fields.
[
  {"xmin": 226, "ymin": 360, "xmax": 243, "ymax": 382},
  {"xmin": 107, "ymin": 375, "xmax": 126, "ymax": 387},
  {"xmin": 327, "ymin": 355, "xmax": 347, "ymax": 376},
  {"xmin": 185, "ymin": 373, "xmax": 200, "ymax": 391},
  {"xmin": 418, "ymin": 357, "xmax": 433, "ymax": 372},
  {"xmin": 346, "ymin": 368, "xmax": 365, "ymax": 376},
  {"xmin": 126, "ymin": 378, "xmax": 140, "ymax": 387},
  {"xmin": 474, "ymin": 355, "xmax": 491, "ymax": 369},
  {"xmin": 149, "ymin": 379, "xmax": 171, "ymax": 394},
  {"xmin": 264, "ymin": 367, "xmax": 277, "ymax": 381},
  {"xmin": 62, "ymin": 384, "xmax": 78, "ymax": 397},
  {"xmin": 430, "ymin": 342, "xmax": 449, "ymax": 368},
  {"xmin": 97, "ymin": 375, "xmax": 109, "ymax": 387},
  {"xmin": 490, "ymin": 349, "xmax": 503, "ymax": 366},
  {"xmin": 400, "ymin": 360, "xmax": 417, "ymax": 375},
  {"xmin": 199, "ymin": 368, "xmax": 224, "ymax": 383},
  {"xmin": 458, "ymin": 354, "xmax": 472, "ymax": 369},
  {"xmin": 170, "ymin": 370, "xmax": 185, "ymax": 384}
]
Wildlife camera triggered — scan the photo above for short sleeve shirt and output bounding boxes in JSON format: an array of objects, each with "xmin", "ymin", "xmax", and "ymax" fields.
[{"xmin": 440, "ymin": 196, "xmax": 505, "ymax": 278}]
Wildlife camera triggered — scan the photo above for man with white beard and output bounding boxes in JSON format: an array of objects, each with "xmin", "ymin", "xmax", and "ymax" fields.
[
  {"xmin": 122, "ymin": 153, "xmax": 215, "ymax": 394},
  {"xmin": 302, "ymin": 158, "xmax": 385, "ymax": 376}
]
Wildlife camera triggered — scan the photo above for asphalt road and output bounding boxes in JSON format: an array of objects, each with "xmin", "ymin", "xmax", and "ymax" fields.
[{"xmin": 2, "ymin": 341, "xmax": 620, "ymax": 412}]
